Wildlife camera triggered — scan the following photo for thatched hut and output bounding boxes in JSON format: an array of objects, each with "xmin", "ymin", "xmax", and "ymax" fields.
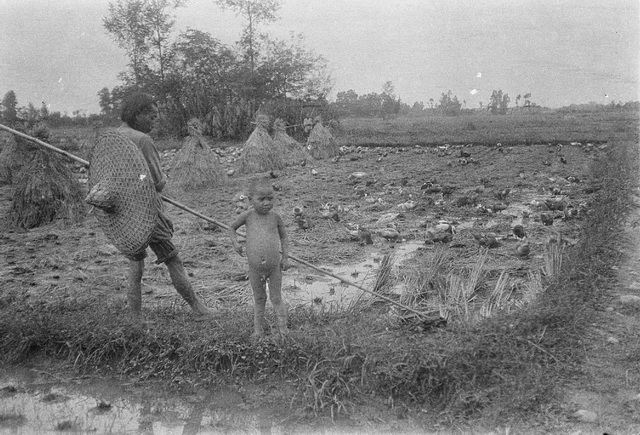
[
  {"xmin": 306, "ymin": 117, "xmax": 340, "ymax": 160},
  {"xmin": 169, "ymin": 118, "xmax": 226, "ymax": 190},
  {"xmin": 237, "ymin": 115, "xmax": 285, "ymax": 174},
  {"xmin": 272, "ymin": 118, "xmax": 313, "ymax": 166},
  {"xmin": 10, "ymin": 148, "xmax": 86, "ymax": 229}
]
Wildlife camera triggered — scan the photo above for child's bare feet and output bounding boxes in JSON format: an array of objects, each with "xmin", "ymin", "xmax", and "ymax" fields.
[
  {"xmin": 276, "ymin": 309, "xmax": 288, "ymax": 335},
  {"xmin": 127, "ymin": 310, "xmax": 143, "ymax": 324},
  {"xmin": 126, "ymin": 313, "xmax": 155, "ymax": 329}
]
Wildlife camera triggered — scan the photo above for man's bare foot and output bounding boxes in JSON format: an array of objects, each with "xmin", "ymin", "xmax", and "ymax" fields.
[
  {"xmin": 126, "ymin": 313, "xmax": 152, "ymax": 328},
  {"xmin": 191, "ymin": 303, "xmax": 215, "ymax": 320}
]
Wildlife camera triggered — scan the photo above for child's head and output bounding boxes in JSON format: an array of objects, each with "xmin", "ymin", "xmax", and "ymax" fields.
[{"xmin": 248, "ymin": 177, "xmax": 275, "ymax": 214}]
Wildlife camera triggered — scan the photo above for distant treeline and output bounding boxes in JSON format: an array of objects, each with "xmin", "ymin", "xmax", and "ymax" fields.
[{"xmin": 1, "ymin": 87, "xmax": 638, "ymax": 137}]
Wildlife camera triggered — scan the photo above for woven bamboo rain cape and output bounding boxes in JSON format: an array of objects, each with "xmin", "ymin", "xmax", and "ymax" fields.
[{"xmin": 85, "ymin": 132, "xmax": 157, "ymax": 255}]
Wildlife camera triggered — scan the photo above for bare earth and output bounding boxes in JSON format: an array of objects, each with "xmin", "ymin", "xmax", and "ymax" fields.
[{"xmin": 557, "ymin": 192, "xmax": 640, "ymax": 435}]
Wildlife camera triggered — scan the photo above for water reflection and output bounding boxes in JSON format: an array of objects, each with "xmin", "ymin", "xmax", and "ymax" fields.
[
  {"xmin": 0, "ymin": 368, "xmax": 288, "ymax": 434},
  {"xmin": 0, "ymin": 382, "xmax": 141, "ymax": 434}
]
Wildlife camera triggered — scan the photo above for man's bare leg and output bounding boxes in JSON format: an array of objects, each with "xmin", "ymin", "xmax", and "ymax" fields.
[
  {"xmin": 127, "ymin": 259, "xmax": 144, "ymax": 322},
  {"xmin": 165, "ymin": 256, "xmax": 213, "ymax": 319}
]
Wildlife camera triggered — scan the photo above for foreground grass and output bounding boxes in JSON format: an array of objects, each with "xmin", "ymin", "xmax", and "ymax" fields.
[{"xmin": 0, "ymin": 140, "xmax": 637, "ymax": 428}]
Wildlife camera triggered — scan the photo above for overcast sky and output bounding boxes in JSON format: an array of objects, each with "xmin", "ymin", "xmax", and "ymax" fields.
[{"xmin": 1, "ymin": 0, "xmax": 638, "ymax": 115}]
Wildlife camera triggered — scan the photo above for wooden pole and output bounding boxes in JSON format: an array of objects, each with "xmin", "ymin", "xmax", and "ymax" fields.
[
  {"xmin": 0, "ymin": 123, "xmax": 90, "ymax": 167},
  {"xmin": 163, "ymin": 195, "xmax": 429, "ymax": 317},
  {"xmin": 0, "ymin": 123, "xmax": 429, "ymax": 319}
]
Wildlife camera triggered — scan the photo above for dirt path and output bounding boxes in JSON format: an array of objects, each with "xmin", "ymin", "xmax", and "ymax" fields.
[{"xmin": 558, "ymin": 193, "xmax": 640, "ymax": 434}]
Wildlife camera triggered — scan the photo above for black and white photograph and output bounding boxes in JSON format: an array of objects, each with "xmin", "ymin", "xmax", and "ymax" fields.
[{"xmin": 1, "ymin": 0, "xmax": 639, "ymax": 433}]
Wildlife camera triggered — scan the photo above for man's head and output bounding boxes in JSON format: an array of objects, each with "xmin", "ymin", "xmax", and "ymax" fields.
[
  {"xmin": 248, "ymin": 177, "xmax": 275, "ymax": 215},
  {"xmin": 120, "ymin": 92, "xmax": 158, "ymax": 133}
]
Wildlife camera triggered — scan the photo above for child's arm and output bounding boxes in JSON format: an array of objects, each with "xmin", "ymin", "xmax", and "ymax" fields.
[
  {"xmin": 229, "ymin": 212, "xmax": 248, "ymax": 256},
  {"xmin": 276, "ymin": 214, "xmax": 290, "ymax": 270}
]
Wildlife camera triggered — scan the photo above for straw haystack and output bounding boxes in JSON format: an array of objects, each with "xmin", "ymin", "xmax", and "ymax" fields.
[
  {"xmin": 272, "ymin": 118, "xmax": 313, "ymax": 166},
  {"xmin": 237, "ymin": 115, "xmax": 285, "ymax": 174},
  {"xmin": 306, "ymin": 117, "xmax": 339, "ymax": 160},
  {"xmin": 169, "ymin": 118, "xmax": 226, "ymax": 190},
  {"xmin": 10, "ymin": 149, "xmax": 86, "ymax": 229},
  {"xmin": 0, "ymin": 134, "xmax": 35, "ymax": 185}
]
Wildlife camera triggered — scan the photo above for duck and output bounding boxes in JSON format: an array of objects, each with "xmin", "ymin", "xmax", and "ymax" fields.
[
  {"xmin": 295, "ymin": 216, "xmax": 311, "ymax": 230},
  {"xmin": 398, "ymin": 200, "xmax": 417, "ymax": 211},
  {"xmin": 516, "ymin": 240, "xmax": 531, "ymax": 257},
  {"xmin": 292, "ymin": 205, "xmax": 304, "ymax": 218},
  {"xmin": 358, "ymin": 227, "xmax": 373, "ymax": 245},
  {"xmin": 319, "ymin": 203, "xmax": 339, "ymax": 221},
  {"xmin": 495, "ymin": 188, "xmax": 511, "ymax": 200},
  {"xmin": 472, "ymin": 233, "xmax": 500, "ymax": 248},
  {"xmin": 564, "ymin": 206, "xmax": 578, "ymax": 220},
  {"xmin": 540, "ymin": 213, "xmax": 554, "ymax": 226},
  {"xmin": 512, "ymin": 224, "xmax": 526, "ymax": 239},
  {"xmin": 435, "ymin": 221, "xmax": 455, "ymax": 234},
  {"xmin": 379, "ymin": 227, "xmax": 401, "ymax": 241},
  {"xmin": 425, "ymin": 231, "xmax": 453, "ymax": 244},
  {"xmin": 489, "ymin": 202, "xmax": 508, "ymax": 213}
]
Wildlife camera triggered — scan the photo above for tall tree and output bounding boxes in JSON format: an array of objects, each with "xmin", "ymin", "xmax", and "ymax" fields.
[
  {"xmin": 104, "ymin": 0, "xmax": 153, "ymax": 86},
  {"xmin": 215, "ymin": 0, "xmax": 281, "ymax": 75},
  {"xmin": 144, "ymin": 0, "xmax": 186, "ymax": 103},
  {"xmin": 381, "ymin": 81, "xmax": 400, "ymax": 119},
  {"xmin": 500, "ymin": 93, "xmax": 510, "ymax": 114},
  {"xmin": 97, "ymin": 87, "xmax": 115, "ymax": 115},
  {"xmin": 257, "ymin": 33, "xmax": 330, "ymax": 100},
  {"xmin": 40, "ymin": 102, "xmax": 50, "ymax": 120},
  {"xmin": 489, "ymin": 90, "xmax": 503, "ymax": 114},
  {"xmin": 489, "ymin": 90, "xmax": 510, "ymax": 114},
  {"xmin": 23, "ymin": 102, "xmax": 40, "ymax": 125},
  {"xmin": 439, "ymin": 90, "xmax": 461, "ymax": 116},
  {"xmin": 1, "ymin": 90, "xmax": 18, "ymax": 125},
  {"xmin": 166, "ymin": 29, "xmax": 239, "ymax": 128},
  {"xmin": 104, "ymin": 0, "xmax": 185, "ymax": 105}
]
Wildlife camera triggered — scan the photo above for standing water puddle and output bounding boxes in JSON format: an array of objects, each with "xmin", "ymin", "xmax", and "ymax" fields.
[
  {"xmin": 283, "ymin": 240, "xmax": 424, "ymax": 310},
  {"xmin": 0, "ymin": 366, "xmax": 292, "ymax": 434}
]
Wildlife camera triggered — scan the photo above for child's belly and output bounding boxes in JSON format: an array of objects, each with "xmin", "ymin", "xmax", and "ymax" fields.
[{"xmin": 245, "ymin": 237, "xmax": 281, "ymax": 274}]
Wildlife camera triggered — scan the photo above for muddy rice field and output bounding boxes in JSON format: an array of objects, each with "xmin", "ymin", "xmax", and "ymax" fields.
[
  {"xmin": 1, "ymin": 129, "xmax": 602, "ymax": 321},
  {"xmin": 0, "ymin": 111, "xmax": 638, "ymax": 433}
]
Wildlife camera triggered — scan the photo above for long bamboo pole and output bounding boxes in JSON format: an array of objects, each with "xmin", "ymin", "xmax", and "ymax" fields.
[
  {"xmin": 0, "ymin": 123, "xmax": 90, "ymax": 167},
  {"xmin": 0, "ymin": 123, "xmax": 429, "ymax": 318},
  {"xmin": 162, "ymin": 196, "xmax": 430, "ymax": 317}
]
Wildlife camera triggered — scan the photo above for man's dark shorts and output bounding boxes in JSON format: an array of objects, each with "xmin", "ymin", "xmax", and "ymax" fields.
[{"xmin": 126, "ymin": 206, "xmax": 179, "ymax": 264}]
